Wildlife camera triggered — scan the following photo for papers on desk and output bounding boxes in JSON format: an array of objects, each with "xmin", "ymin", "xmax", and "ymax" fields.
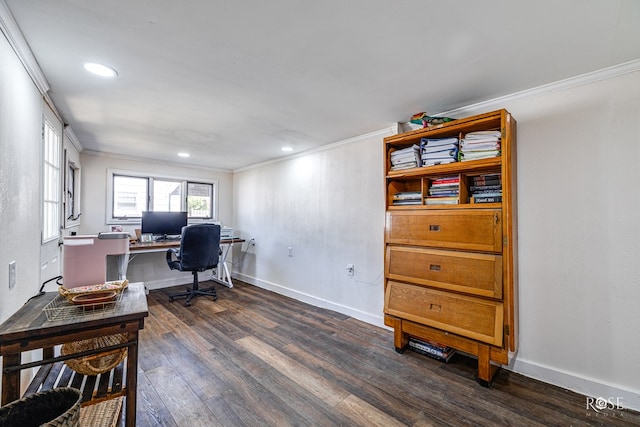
[{"xmin": 221, "ymin": 226, "xmax": 235, "ymax": 240}]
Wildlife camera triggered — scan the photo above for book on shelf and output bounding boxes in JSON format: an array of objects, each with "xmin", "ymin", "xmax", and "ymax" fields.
[
  {"xmin": 473, "ymin": 195, "xmax": 502, "ymax": 204},
  {"xmin": 470, "ymin": 191, "xmax": 501, "ymax": 197},
  {"xmin": 428, "ymin": 189, "xmax": 458, "ymax": 197},
  {"xmin": 430, "ymin": 184, "xmax": 459, "ymax": 190},
  {"xmin": 391, "ymin": 151, "xmax": 419, "ymax": 162},
  {"xmin": 392, "ymin": 191, "xmax": 422, "ymax": 206},
  {"xmin": 422, "ymin": 148, "xmax": 458, "ymax": 160},
  {"xmin": 408, "ymin": 338, "xmax": 456, "ymax": 362},
  {"xmin": 459, "ymin": 140, "xmax": 500, "ymax": 151},
  {"xmin": 390, "ymin": 144, "xmax": 421, "ymax": 170},
  {"xmin": 425, "ymin": 196, "xmax": 459, "ymax": 205},
  {"xmin": 420, "ymin": 137, "xmax": 459, "ymax": 167},
  {"xmin": 472, "ymin": 173, "xmax": 501, "ymax": 186},
  {"xmin": 464, "ymin": 130, "xmax": 501, "ymax": 139},
  {"xmin": 390, "ymin": 162, "xmax": 419, "ymax": 171},
  {"xmin": 431, "ymin": 177, "xmax": 459, "ymax": 186},
  {"xmin": 459, "ymin": 150, "xmax": 500, "ymax": 161},
  {"xmin": 469, "ymin": 184, "xmax": 502, "ymax": 192},
  {"xmin": 420, "ymin": 137, "xmax": 458, "ymax": 147},
  {"xmin": 393, "ymin": 191, "xmax": 422, "ymax": 200},
  {"xmin": 422, "ymin": 143, "xmax": 458, "ymax": 154},
  {"xmin": 422, "ymin": 158, "xmax": 457, "ymax": 167},
  {"xmin": 392, "ymin": 200, "xmax": 422, "ymax": 206}
]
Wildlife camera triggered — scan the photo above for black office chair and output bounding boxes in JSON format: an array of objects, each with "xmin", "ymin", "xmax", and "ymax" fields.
[{"xmin": 166, "ymin": 223, "xmax": 221, "ymax": 306}]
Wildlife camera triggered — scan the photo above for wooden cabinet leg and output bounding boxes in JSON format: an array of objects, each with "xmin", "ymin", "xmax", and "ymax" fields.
[
  {"xmin": 390, "ymin": 317, "xmax": 409, "ymax": 353},
  {"xmin": 477, "ymin": 344, "xmax": 500, "ymax": 387}
]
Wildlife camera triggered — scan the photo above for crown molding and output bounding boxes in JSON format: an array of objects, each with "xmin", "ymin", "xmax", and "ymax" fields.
[
  {"xmin": 63, "ymin": 126, "xmax": 83, "ymax": 153},
  {"xmin": 0, "ymin": 0, "xmax": 50, "ymax": 96},
  {"xmin": 437, "ymin": 58, "xmax": 640, "ymax": 118},
  {"xmin": 233, "ymin": 126, "xmax": 396, "ymax": 173},
  {"xmin": 82, "ymin": 149, "xmax": 233, "ymax": 174}
]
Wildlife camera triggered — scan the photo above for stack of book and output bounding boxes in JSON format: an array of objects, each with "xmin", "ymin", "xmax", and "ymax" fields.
[
  {"xmin": 471, "ymin": 173, "xmax": 502, "ymax": 203},
  {"xmin": 390, "ymin": 145, "xmax": 420, "ymax": 170},
  {"xmin": 409, "ymin": 338, "xmax": 456, "ymax": 362},
  {"xmin": 425, "ymin": 175, "xmax": 459, "ymax": 205},
  {"xmin": 459, "ymin": 130, "xmax": 501, "ymax": 161},
  {"xmin": 420, "ymin": 137, "xmax": 459, "ymax": 166},
  {"xmin": 392, "ymin": 191, "xmax": 422, "ymax": 206}
]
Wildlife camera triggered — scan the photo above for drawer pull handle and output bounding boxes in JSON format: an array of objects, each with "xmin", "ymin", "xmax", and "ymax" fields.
[
  {"xmin": 429, "ymin": 303, "xmax": 442, "ymax": 312},
  {"xmin": 429, "ymin": 264, "xmax": 441, "ymax": 271},
  {"xmin": 429, "ymin": 225, "xmax": 440, "ymax": 232}
]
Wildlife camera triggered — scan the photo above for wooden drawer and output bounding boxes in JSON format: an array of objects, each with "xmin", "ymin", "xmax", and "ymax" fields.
[
  {"xmin": 385, "ymin": 210, "xmax": 502, "ymax": 252},
  {"xmin": 386, "ymin": 246, "xmax": 502, "ymax": 299},
  {"xmin": 384, "ymin": 280, "xmax": 503, "ymax": 346}
]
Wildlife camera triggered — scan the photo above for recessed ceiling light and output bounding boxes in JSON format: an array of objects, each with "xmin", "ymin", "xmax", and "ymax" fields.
[
  {"xmin": 178, "ymin": 152, "xmax": 190, "ymax": 158},
  {"xmin": 281, "ymin": 146, "xmax": 293, "ymax": 152},
  {"xmin": 83, "ymin": 62, "xmax": 118, "ymax": 78}
]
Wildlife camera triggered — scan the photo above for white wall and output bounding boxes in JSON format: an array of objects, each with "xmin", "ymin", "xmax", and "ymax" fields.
[
  {"xmin": 233, "ymin": 129, "xmax": 392, "ymax": 325},
  {"xmin": 0, "ymin": 31, "xmax": 43, "ymax": 321},
  {"xmin": 232, "ymin": 70, "xmax": 640, "ymax": 410},
  {"xmin": 501, "ymin": 70, "xmax": 640, "ymax": 411},
  {"xmin": 79, "ymin": 153, "xmax": 235, "ymax": 289}
]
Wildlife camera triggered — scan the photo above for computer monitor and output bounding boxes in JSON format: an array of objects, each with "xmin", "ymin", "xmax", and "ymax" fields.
[{"xmin": 141, "ymin": 211, "xmax": 187, "ymax": 240}]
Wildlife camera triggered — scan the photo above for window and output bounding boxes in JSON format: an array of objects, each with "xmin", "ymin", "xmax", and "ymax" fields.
[
  {"xmin": 153, "ymin": 179, "xmax": 182, "ymax": 211},
  {"xmin": 187, "ymin": 182, "xmax": 213, "ymax": 218},
  {"xmin": 113, "ymin": 175, "xmax": 148, "ymax": 218},
  {"xmin": 107, "ymin": 169, "xmax": 217, "ymax": 224},
  {"xmin": 42, "ymin": 118, "xmax": 61, "ymax": 242}
]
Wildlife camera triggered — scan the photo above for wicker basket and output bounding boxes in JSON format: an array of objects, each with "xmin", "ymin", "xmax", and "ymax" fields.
[
  {"xmin": 0, "ymin": 387, "xmax": 82, "ymax": 427},
  {"xmin": 61, "ymin": 334, "xmax": 127, "ymax": 376}
]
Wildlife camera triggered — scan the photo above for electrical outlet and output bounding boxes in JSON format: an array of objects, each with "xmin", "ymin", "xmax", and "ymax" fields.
[
  {"xmin": 346, "ymin": 264, "xmax": 354, "ymax": 276},
  {"xmin": 9, "ymin": 261, "xmax": 16, "ymax": 288},
  {"xmin": 288, "ymin": 246, "xmax": 293, "ymax": 257}
]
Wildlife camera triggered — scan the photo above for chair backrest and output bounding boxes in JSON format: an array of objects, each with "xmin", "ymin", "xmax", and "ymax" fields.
[{"xmin": 178, "ymin": 223, "xmax": 221, "ymax": 271}]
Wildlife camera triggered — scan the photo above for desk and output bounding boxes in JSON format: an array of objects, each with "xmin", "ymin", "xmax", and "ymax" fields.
[
  {"xmin": 0, "ymin": 282, "xmax": 148, "ymax": 427},
  {"xmin": 129, "ymin": 238, "xmax": 245, "ymax": 288}
]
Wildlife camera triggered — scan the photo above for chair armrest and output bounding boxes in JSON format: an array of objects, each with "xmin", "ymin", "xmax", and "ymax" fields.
[{"xmin": 166, "ymin": 248, "xmax": 181, "ymax": 270}]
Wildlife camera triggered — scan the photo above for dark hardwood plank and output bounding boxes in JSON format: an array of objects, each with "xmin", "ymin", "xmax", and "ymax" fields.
[{"xmin": 133, "ymin": 281, "xmax": 640, "ymax": 427}]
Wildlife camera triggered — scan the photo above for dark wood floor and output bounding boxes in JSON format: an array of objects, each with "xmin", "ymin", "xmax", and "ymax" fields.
[{"xmin": 134, "ymin": 280, "xmax": 640, "ymax": 426}]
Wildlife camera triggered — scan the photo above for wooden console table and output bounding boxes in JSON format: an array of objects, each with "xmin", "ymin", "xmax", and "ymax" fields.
[{"xmin": 0, "ymin": 282, "xmax": 148, "ymax": 427}]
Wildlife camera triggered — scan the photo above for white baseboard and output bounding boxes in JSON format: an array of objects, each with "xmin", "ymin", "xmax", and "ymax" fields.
[
  {"xmin": 233, "ymin": 272, "xmax": 388, "ymax": 329},
  {"xmin": 142, "ymin": 275, "xmax": 193, "ymax": 290},
  {"xmin": 510, "ymin": 358, "xmax": 640, "ymax": 412}
]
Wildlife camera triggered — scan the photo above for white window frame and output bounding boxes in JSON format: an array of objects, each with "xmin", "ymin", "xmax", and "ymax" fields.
[
  {"xmin": 42, "ymin": 116, "xmax": 62, "ymax": 242},
  {"xmin": 106, "ymin": 168, "xmax": 218, "ymax": 225},
  {"xmin": 63, "ymin": 150, "xmax": 82, "ymax": 228},
  {"xmin": 63, "ymin": 127, "xmax": 82, "ymax": 229}
]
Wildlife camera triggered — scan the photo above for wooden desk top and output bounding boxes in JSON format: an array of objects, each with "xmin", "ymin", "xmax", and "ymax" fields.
[
  {"xmin": 0, "ymin": 282, "xmax": 148, "ymax": 353},
  {"xmin": 130, "ymin": 237, "xmax": 245, "ymax": 252}
]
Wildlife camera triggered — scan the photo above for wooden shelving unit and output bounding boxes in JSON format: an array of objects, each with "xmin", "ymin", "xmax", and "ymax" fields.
[{"xmin": 383, "ymin": 109, "xmax": 518, "ymax": 385}]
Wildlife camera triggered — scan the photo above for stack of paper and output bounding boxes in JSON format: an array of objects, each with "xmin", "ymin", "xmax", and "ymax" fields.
[
  {"xmin": 459, "ymin": 130, "xmax": 501, "ymax": 161},
  {"xmin": 390, "ymin": 145, "xmax": 421, "ymax": 170},
  {"xmin": 420, "ymin": 137, "xmax": 459, "ymax": 166}
]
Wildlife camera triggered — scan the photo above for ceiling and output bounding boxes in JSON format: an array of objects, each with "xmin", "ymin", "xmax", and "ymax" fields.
[{"xmin": 5, "ymin": 0, "xmax": 640, "ymax": 170}]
